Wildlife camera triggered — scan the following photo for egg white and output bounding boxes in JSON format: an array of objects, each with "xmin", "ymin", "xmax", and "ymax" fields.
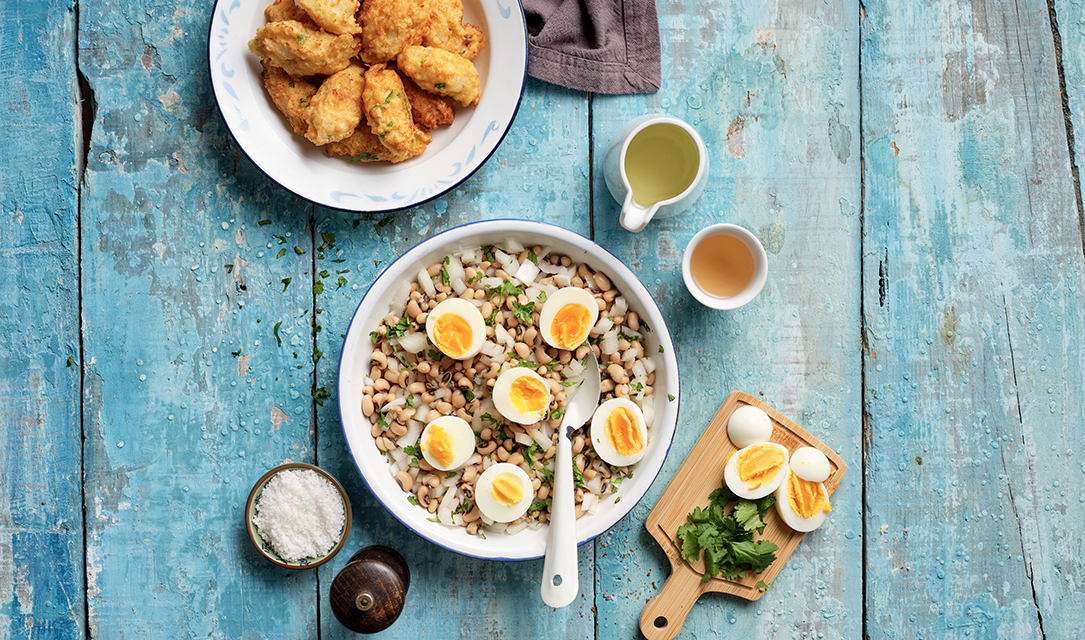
[
  {"xmin": 425, "ymin": 298, "xmax": 486, "ymax": 360},
  {"xmin": 420, "ymin": 415, "xmax": 476, "ymax": 471},
  {"xmin": 774, "ymin": 471, "xmax": 830, "ymax": 532},
  {"xmin": 538, "ymin": 286, "xmax": 600, "ymax": 350},
  {"xmin": 723, "ymin": 442, "xmax": 790, "ymax": 500},
  {"xmin": 474, "ymin": 463, "xmax": 534, "ymax": 523},
  {"xmin": 789, "ymin": 446, "xmax": 831, "ymax": 483},
  {"xmin": 727, "ymin": 405, "xmax": 773, "ymax": 449},
  {"xmin": 589, "ymin": 398, "xmax": 648, "ymax": 467},
  {"xmin": 492, "ymin": 367, "xmax": 552, "ymax": 425}
]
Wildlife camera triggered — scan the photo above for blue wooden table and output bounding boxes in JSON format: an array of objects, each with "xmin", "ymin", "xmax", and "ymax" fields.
[{"xmin": 3, "ymin": 0, "xmax": 1085, "ymax": 637}]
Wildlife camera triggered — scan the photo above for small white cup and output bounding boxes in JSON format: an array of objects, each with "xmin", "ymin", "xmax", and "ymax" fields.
[
  {"xmin": 603, "ymin": 115, "xmax": 709, "ymax": 233},
  {"xmin": 682, "ymin": 224, "xmax": 768, "ymax": 310}
]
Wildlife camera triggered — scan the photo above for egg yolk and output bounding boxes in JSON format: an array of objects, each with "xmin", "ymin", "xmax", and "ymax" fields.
[
  {"xmin": 424, "ymin": 424, "xmax": 455, "ymax": 468},
  {"xmin": 491, "ymin": 473, "xmax": 523, "ymax": 506},
  {"xmin": 510, "ymin": 376, "xmax": 549, "ymax": 414},
  {"xmin": 551, "ymin": 303, "xmax": 592, "ymax": 349},
  {"xmin": 736, "ymin": 445, "xmax": 785, "ymax": 489},
  {"xmin": 604, "ymin": 407, "xmax": 643, "ymax": 456},
  {"xmin": 433, "ymin": 313, "xmax": 473, "ymax": 357},
  {"xmin": 787, "ymin": 471, "xmax": 831, "ymax": 518}
]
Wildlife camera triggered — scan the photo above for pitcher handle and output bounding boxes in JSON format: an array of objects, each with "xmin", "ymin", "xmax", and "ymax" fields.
[{"xmin": 619, "ymin": 193, "xmax": 660, "ymax": 233}]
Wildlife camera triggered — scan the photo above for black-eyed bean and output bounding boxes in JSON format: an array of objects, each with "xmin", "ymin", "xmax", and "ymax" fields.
[
  {"xmin": 373, "ymin": 393, "xmax": 386, "ymax": 406},
  {"xmin": 613, "ymin": 315, "xmax": 625, "ymax": 327},
  {"xmin": 537, "ymin": 484, "xmax": 550, "ymax": 500},
  {"xmin": 523, "ymin": 326, "xmax": 538, "ymax": 347},
  {"xmin": 627, "ymin": 311, "xmax": 639, "ymax": 331},
  {"xmin": 407, "ymin": 299, "xmax": 422, "ymax": 319},
  {"xmin": 462, "ymin": 505, "xmax": 481, "ymax": 523},
  {"xmin": 594, "ymin": 272, "xmax": 611, "ymax": 291},
  {"xmin": 397, "ymin": 408, "xmax": 416, "ymax": 423},
  {"xmin": 427, "ymin": 263, "xmax": 443, "ymax": 277},
  {"xmin": 371, "ymin": 349, "xmax": 388, "ymax": 367},
  {"xmin": 602, "ymin": 289, "xmax": 617, "ymax": 303},
  {"xmin": 514, "ymin": 342, "xmax": 531, "ymax": 359},
  {"xmin": 452, "ymin": 391, "xmax": 466, "ymax": 409},
  {"xmin": 396, "ymin": 470, "xmax": 413, "ymax": 492},
  {"xmin": 426, "ymin": 409, "xmax": 441, "ymax": 423},
  {"xmin": 391, "ymin": 422, "xmax": 409, "ymax": 436},
  {"xmin": 370, "ymin": 424, "xmax": 383, "ymax": 438},
  {"xmin": 616, "ymin": 384, "xmax": 630, "ymax": 399},
  {"xmin": 481, "ymin": 301, "xmax": 493, "ymax": 318},
  {"xmin": 495, "ymin": 269, "xmax": 511, "ymax": 280},
  {"xmin": 531, "ymin": 477, "xmax": 542, "ymax": 490},
  {"xmin": 535, "ymin": 346, "xmax": 554, "ymax": 364},
  {"xmin": 571, "ymin": 276, "xmax": 584, "ymax": 288},
  {"xmin": 507, "ymin": 452, "xmax": 524, "ymax": 466},
  {"xmin": 583, "ymin": 468, "xmax": 597, "ymax": 480},
  {"xmin": 480, "ymin": 427, "xmax": 493, "ymax": 441},
  {"xmin": 544, "ymin": 444, "xmax": 557, "ymax": 459},
  {"xmin": 576, "ymin": 345, "xmax": 591, "ymax": 360},
  {"xmin": 609, "ymin": 352, "xmax": 622, "ymax": 365},
  {"xmin": 435, "ymin": 292, "xmax": 448, "ymax": 302},
  {"xmin": 409, "ymin": 381, "xmax": 426, "ymax": 394},
  {"xmin": 503, "ymin": 439, "xmax": 515, "ymax": 452},
  {"xmin": 417, "ymin": 361, "xmax": 431, "ymax": 374},
  {"xmin": 422, "ymin": 392, "xmax": 436, "ymax": 404},
  {"xmin": 596, "ymin": 297, "xmax": 607, "ymax": 311},
  {"xmin": 577, "ymin": 263, "xmax": 592, "ymax": 280},
  {"xmin": 435, "ymin": 401, "xmax": 453, "ymax": 415},
  {"xmin": 477, "ymin": 441, "xmax": 497, "ymax": 455},
  {"xmin": 456, "ymin": 409, "xmax": 471, "ymax": 422},
  {"xmin": 363, "ymin": 385, "xmax": 374, "ymax": 395},
  {"xmin": 644, "ymin": 385, "xmax": 654, "ymax": 396},
  {"xmin": 362, "ymin": 395, "xmax": 375, "ymax": 416},
  {"xmin": 425, "ymin": 474, "xmax": 441, "ymax": 488},
  {"xmin": 461, "ymin": 466, "xmax": 478, "ymax": 482},
  {"xmin": 572, "ymin": 435, "xmax": 585, "ymax": 455},
  {"xmin": 618, "ymin": 339, "xmax": 630, "ymax": 352},
  {"xmin": 607, "ymin": 363, "xmax": 625, "ymax": 382},
  {"xmin": 417, "ymin": 485, "xmax": 430, "ymax": 507},
  {"xmin": 466, "ymin": 521, "xmax": 480, "ymax": 535},
  {"xmin": 374, "ymin": 378, "xmax": 391, "ymax": 392},
  {"xmin": 496, "ymin": 447, "xmax": 510, "ymax": 461}
]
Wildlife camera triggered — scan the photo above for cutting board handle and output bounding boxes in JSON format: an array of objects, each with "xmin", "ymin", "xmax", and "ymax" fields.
[{"xmin": 639, "ymin": 561, "xmax": 704, "ymax": 640}]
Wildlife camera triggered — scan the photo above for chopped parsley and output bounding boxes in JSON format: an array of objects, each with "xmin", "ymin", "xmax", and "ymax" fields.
[
  {"xmin": 407, "ymin": 495, "xmax": 420, "ymax": 506},
  {"xmin": 281, "ymin": 277, "xmax": 292, "ymax": 291},
  {"xmin": 434, "ymin": 82, "xmax": 446, "ymax": 89},
  {"xmin": 485, "ymin": 281, "xmax": 522, "ymax": 299},
  {"xmin": 528, "ymin": 250, "xmax": 538, "ymax": 265},
  {"xmin": 273, "ymin": 321, "xmax": 283, "ymax": 347},
  {"xmin": 512, "ymin": 300, "xmax": 535, "ymax": 323},
  {"xmin": 351, "ymin": 153, "xmax": 379, "ymax": 162},
  {"xmin": 385, "ymin": 316, "xmax": 411, "ymax": 338},
  {"xmin": 668, "ymin": 394, "xmax": 676, "ymax": 402},
  {"xmin": 403, "ymin": 444, "xmax": 422, "ymax": 467},
  {"xmin": 675, "ymin": 481, "xmax": 779, "ymax": 583},
  {"xmin": 482, "ymin": 245, "xmax": 495, "ymax": 262},
  {"xmin": 258, "ymin": 219, "xmax": 272, "ymax": 226}
]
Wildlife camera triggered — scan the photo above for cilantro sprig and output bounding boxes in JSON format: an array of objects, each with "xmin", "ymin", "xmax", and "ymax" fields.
[{"xmin": 675, "ymin": 481, "xmax": 779, "ymax": 584}]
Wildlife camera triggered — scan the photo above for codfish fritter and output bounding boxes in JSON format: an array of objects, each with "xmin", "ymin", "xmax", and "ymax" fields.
[
  {"xmin": 325, "ymin": 126, "xmax": 400, "ymax": 162},
  {"xmin": 397, "ymin": 45, "xmax": 479, "ymax": 107},
  {"xmin": 420, "ymin": 0, "xmax": 484, "ymax": 60},
  {"xmin": 248, "ymin": 20, "xmax": 361, "ymax": 76},
  {"xmin": 398, "ymin": 71, "xmax": 455, "ymax": 130},
  {"xmin": 362, "ymin": 64, "xmax": 430, "ymax": 160},
  {"xmin": 265, "ymin": 0, "xmax": 312, "ymax": 24},
  {"xmin": 305, "ymin": 63, "xmax": 366, "ymax": 145},
  {"xmin": 261, "ymin": 61, "xmax": 318, "ymax": 136},
  {"xmin": 295, "ymin": 0, "xmax": 363, "ymax": 35},
  {"xmin": 357, "ymin": 0, "xmax": 430, "ymax": 64}
]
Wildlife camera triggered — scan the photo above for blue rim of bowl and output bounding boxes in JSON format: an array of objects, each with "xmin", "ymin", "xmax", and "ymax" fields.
[
  {"xmin": 245, "ymin": 462, "xmax": 353, "ymax": 569},
  {"xmin": 336, "ymin": 219, "xmax": 682, "ymax": 561},
  {"xmin": 205, "ymin": 0, "xmax": 529, "ymax": 213}
]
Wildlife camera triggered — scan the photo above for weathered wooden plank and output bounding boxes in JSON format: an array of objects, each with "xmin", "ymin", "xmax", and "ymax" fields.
[
  {"xmin": 79, "ymin": 1, "xmax": 320, "ymax": 636},
  {"xmin": 0, "ymin": 1, "xmax": 84, "ymax": 638},
  {"xmin": 312, "ymin": 78, "xmax": 598, "ymax": 638},
  {"xmin": 591, "ymin": 0, "xmax": 863, "ymax": 637},
  {"xmin": 861, "ymin": 0, "xmax": 1085, "ymax": 635},
  {"xmin": 1054, "ymin": 0, "xmax": 1085, "ymax": 218}
]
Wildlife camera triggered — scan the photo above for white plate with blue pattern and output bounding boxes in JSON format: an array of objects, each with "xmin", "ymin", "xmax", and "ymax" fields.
[{"xmin": 208, "ymin": 0, "xmax": 527, "ymax": 212}]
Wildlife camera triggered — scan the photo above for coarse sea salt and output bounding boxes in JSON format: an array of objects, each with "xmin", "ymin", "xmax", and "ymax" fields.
[{"xmin": 252, "ymin": 469, "xmax": 345, "ymax": 562}]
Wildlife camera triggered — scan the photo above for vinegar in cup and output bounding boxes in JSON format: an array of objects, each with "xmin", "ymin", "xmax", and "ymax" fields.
[
  {"xmin": 624, "ymin": 124, "xmax": 700, "ymax": 205},
  {"xmin": 688, "ymin": 232, "xmax": 756, "ymax": 298}
]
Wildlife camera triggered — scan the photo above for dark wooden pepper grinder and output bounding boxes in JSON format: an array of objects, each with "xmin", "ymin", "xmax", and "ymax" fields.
[{"xmin": 330, "ymin": 546, "xmax": 410, "ymax": 634}]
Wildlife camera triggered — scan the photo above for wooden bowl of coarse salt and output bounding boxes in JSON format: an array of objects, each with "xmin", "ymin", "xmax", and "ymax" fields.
[{"xmin": 246, "ymin": 462, "xmax": 352, "ymax": 570}]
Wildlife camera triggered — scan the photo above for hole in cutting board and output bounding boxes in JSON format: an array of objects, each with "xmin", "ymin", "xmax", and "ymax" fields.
[
  {"xmin": 552, "ymin": 575, "xmax": 562, "ymax": 586},
  {"xmin": 654, "ymin": 616, "xmax": 667, "ymax": 628}
]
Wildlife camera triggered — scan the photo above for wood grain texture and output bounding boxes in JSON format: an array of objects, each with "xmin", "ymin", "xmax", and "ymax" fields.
[
  {"xmin": 311, "ymin": 78, "xmax": 597, "ymax": 639},
  {"xmin": 1054, "ymin": 0, "xmax": 1085, "ymax": 223},
  {"xmin": 79, "ymin": 1, "xmax": 320, "ymax": 637},
  {"xmin": 590, "ymin": 0, "xmax": 863, "ymax": 637},
  {"xmin": 861, "ymin": 0, "xmax": 1085, "ymax": 635},
  {"xmin": 0, "ymin": 1, "xmax": 84, "ymax": 638}
]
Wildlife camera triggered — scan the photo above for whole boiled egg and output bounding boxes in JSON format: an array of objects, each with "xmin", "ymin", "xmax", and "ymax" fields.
[
  {"xmin": 727, "ymin": 405, "xmax": 773, "ymax": 448},
  {"xmin": 474, "ymin": 462, "xmax": 534, "ymax": 523},
  {"xmin": 774, "ymin": 469, "xmax": 832, "ymax": 532},
  {"xmin": 589, "ymin": 398, "xmax": 648, "ymax": 466},
  {"xmin": 789, "ymin": 447, "xmax": 831, "ymax": 483},
  {"xmin": 723, "ymin": 442, "xmax": 789, "ymax": 500},
  {"xmin": 419, "ymin": 415, "xmax": 476, "ymax": 471},
  {"xmin": 425, "ymin": 298, "xmax": 486, "ymax": 360},
  {"xmin": 492, "ymin": 368, "xmax": 552, "ymax": 425},
  {"xmin": 538, "ymin": 286, "xmax": 599, "ymax": 350}
]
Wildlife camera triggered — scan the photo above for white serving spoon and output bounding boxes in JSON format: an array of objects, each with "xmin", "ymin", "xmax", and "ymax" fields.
[{"xmin": 541, "ymin": 351, "xmax": 602, "ymax": 608}]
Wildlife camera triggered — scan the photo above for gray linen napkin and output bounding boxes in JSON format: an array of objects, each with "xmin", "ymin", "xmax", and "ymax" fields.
[{"xmin": 523, "ymin": 0, "xmax": 661, "ymax": 94}]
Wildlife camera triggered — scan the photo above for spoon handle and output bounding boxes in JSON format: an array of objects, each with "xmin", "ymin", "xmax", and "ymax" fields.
[{"xmin": 540, "ymin": 429, "xmax": 578, "ymax": 608}]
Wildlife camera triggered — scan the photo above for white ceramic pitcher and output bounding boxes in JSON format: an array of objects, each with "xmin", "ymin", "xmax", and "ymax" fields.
[{"xmin": 603, "ymin": 115, "xmax": 709, "ymax": 233}]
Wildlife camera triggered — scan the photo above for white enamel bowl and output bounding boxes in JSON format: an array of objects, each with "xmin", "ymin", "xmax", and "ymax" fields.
[
  {"xmin": 208, "ymin": 0, "xmax": 527, "ymax": 212},
  {"xmin": 337, "ymin": 220, "xmax": 681, "ymax": 560}
]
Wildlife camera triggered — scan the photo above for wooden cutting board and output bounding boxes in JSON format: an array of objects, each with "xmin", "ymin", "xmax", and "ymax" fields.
[{"xmin": 639, "ymin": 392, "xmax": 847, "ymax": 640}]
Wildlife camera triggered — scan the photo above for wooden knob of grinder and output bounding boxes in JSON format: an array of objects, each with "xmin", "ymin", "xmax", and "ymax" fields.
[{"xmin": 330, "ymin": 546, "xmax": 410, "ymax": 634}]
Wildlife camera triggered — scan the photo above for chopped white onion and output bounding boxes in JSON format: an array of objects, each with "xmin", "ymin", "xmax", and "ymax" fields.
[
  {"xmin": 390, "ymin": 280, "xmax": 412, "ymax": 315},
  {"xmin": 622, "ymin": 348, "xmax": 638, "ymax": 362},
  {"xmin": 494, "ymin": 249, "xmax": 520, "ymax": 276},
  {"xmin": 621, "ymin": 327, "xmax": 642, "ymax": 341},
  {"xmin": 514, "ymin": 259, "xmax": 540, "ymax": 285},
  {"xmin": 451, "ymin": 277, "xmax": 468, "ymax": 295},
  {"xmin": 538, "ymin": 262, "xmax": 563, "ymax": 275},
  {"xmin": 639, "ymin": 395, "xmax": 656, "ymax": 430},
  {"xmin": 505, "ymin": 521, "xmax": 529, "ymax": 535},
  {"xmin": 417, "ymin": 269, "xmax": 436, "ymax": 296},
  {"xmin": 643, "ymin": 356, "xmax": 658, "ymax": 374},
  {"xmin": 434, "ymin": 387, "xmax": 449, "ymax": 399},
  {"xmin": 445, "ymin": 256, "xmax": 465, "ymax": 284},
  {"xmin": 584, "ymin": 475, "xmax": 603, "ymax": 495},
  {"xmin": 495, "ymin": 324, "xmax": 515, "ymax": 348},
  {"xmin": 566, "ymin": 357, "xmax": 585, "ymax": 377},
  {"xmin": 398, "ymin": 331, "xmax": 428, "ymax": 354},
  {"xmin": 631, "ymin": 360, "xmax": 647, "ymax": 379},
  {"xmin": 530, "ymin": 428, "xmax": 552, "ymax": 450},
  {"xmin": 582, "ymin": 492, "xmax": 598, "ymax": 515},
  {"xmin": 592, "ymin": 316, "xmax": 614, "ymax": 336},
  {"xmin": 514, "ymin": 431, "xmax": 535, "ymax": 446},
  {"xmin": 600, "ymin": 329, "xmax": 620, "ymax": 355},
  {"xmin": 481, "ymin": 277, "xmax": 505, "ymax": 290},
  {"xmin": 611, "ymin": 296, "xmax": 628, "ymax": 318},
  {"xmin": 459, "ymin": 248, "xmax": 482, "ymax": 265},
  {"xmin": 505, "ymin": 238, "xmax": 525, "ymax": 253},
  {"xmin": 396, "ymin": 419, "xmax": 422, "ymax": 447},
  {"xmin": 554, "ymin": 273, "xmax": 572, "ymax": 287},
  {"xmin": 480, "ymin": 341, "xmax": 504, "ymax": 359}
]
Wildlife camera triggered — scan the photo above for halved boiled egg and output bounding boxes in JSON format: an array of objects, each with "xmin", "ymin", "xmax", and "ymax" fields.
[
  {"xmin": 425, "ymin": 298, "xmax": 485, "ymax": 359},
  {"xmin": 788, "ymin": 447, "xmax": 831, "ymax": 483},
  {"xmin": 492, "ymin": 368, "xmax": 552, "ymax": 425},
  {"xmin": 727, "ymin": 405, "xmax": 773, "ymax": 449},
  {"xmin": 474, "ymin": 462, "xmax": 534, "ymax": 523},
  {"xmin": 589, "ymin": 398, "xmax": 648, "ymax": 466},
  {"xmin": 774, "ymin": 469, "xmax": 832, "ymax": 532},
  {"xmin": 419, "ymin": 415, "xmax": 476, "ymax": 471},
  {"xmin": 538, "ymin": 286, "xmax": 599, "ymax": 350},
  {"xmin": 723, "ymin": 442, "xmax": 789, "ymax": 500}
]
